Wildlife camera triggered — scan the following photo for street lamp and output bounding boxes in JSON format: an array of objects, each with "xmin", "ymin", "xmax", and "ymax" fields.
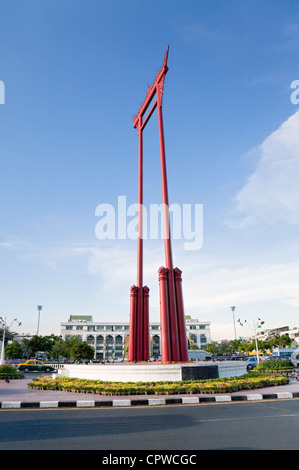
[
  {"xmin": 237, "ymin": 317, "xmax": 265, "ymax": 363},
  {"xmin": 36, "ymin": 305, "xmax": 43, "ymax": 336},
  {"xmin": 231, "ymin": 306, "xmax": 237, "ymax": 340},
  {"xmin": 0, "ymin": 317, "xmax": 21, "ymax": 365},
  {"xmin": 254, "ymin": 318, "xmax": 265, "ymax": 363},
  {"xmin": 0, "ymin": 317, "xmax": 6, "ymax": 365}
]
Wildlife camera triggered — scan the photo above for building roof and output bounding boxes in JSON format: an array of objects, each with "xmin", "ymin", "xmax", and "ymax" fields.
[{"xmin": 69, "ymin": 315, "xmax": 93, "ymax": 322}]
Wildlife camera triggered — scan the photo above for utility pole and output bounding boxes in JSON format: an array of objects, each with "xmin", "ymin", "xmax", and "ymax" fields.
[{"xmin": 36, "ymin": 305, "xmax": 43, "ymax": 336}]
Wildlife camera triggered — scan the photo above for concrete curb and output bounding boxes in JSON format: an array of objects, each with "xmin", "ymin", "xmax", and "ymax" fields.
[{"xmin": 1, "ymin": 391, "xmax": 299, "ymax": 409}]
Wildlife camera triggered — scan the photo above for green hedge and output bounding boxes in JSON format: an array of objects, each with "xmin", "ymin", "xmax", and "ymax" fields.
[
  {"xmin": 28, "ymin": 372, "xmax": 288, "ymax": 395},
  {"xmin": 0, "ymin": 365, "xmax": 24, "ymax": 379},
  {"xmin": 255, "ymin": 360, "xmax": 294, "ymax": 372}
]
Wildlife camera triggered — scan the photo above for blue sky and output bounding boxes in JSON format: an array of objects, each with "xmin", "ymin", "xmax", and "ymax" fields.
[{"xmin": 0, "ymin": 0, "xmax": 299, "ymax": 340}]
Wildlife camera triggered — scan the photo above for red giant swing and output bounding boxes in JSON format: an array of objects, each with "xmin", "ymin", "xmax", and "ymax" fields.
[{"xmin": 128, "ymin": 47, "xmax": 189, "ymax": 363}]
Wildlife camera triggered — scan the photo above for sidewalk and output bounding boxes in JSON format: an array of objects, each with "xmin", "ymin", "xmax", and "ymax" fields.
[{"xmin": 1, "ymin": 376, "xmax": 299, "ymax": 409}]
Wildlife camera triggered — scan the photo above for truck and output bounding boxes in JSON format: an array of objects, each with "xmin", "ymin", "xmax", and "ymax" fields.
[
  {"xmin": 188, "ymin": 349, "xmax": 212, "ymax": 361},
  {"xmin": 290, "ymin": 349, "xmax": 299, "ymax": 368}
]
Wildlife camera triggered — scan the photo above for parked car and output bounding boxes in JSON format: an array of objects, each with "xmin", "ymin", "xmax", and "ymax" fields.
[
  {"xmin": 17, "ymin": 360, "xmax": 56, "ymax": 373},
  {"xmin": 228, "ymin": 355, "xmax": 248, "ymax": 361},
  {"xmin": 246, "ymin": 356, "xmax": 261, "ymax": 371}
]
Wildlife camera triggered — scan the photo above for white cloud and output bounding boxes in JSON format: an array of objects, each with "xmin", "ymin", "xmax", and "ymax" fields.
[
  {"xmin": 2, "ymin": 228, "xmax": 299, "ymax": 340},
  {"xmin": 3, "ymin": 234, "xmax": 299, "ymax": 315},
  {"xmin": 179, "ymin": 254, "xmax": 299, "ymax": 340},
  {"xmin": 182, "ymin": 257, "xmax": 299, "ymax": 312},
  {"xmin": 229, "ymin": 110, "xmax": 299, "ymax": 227},
  {"xmin": 0, "ymin": 235, "xmax": 33, "ymax": 250}
]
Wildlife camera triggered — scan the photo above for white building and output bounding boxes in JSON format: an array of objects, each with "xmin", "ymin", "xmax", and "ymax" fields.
[
  {"xmin": 256, "ymin": 325, "xmax": 299, "ymax": 345},
  {"xmin": 60, "ymin": 315, "xmax": 211, "ymax": 360}
]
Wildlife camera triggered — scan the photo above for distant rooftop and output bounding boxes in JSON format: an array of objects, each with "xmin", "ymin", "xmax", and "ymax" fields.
[{"xmin": 69, "ymin": 315, "xmax": 93, "ymax": 322}]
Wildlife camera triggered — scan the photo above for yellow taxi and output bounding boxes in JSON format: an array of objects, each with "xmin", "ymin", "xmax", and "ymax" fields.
[{"xmin": 17, "ymin": 360, "xmax": 56, "ymax": 373}]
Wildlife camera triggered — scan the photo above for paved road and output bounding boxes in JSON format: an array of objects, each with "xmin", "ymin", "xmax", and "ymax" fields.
[
  {"xmin": 1, "ymin": 373, "xmax": 299, "ymax": 451},
  {"xmin": 1, "ymin": 399, "xmax": 299, "ymax": 450},
  {"xmin": 1, "ymin": 372, "xmax": 299, "ymax": 403}
]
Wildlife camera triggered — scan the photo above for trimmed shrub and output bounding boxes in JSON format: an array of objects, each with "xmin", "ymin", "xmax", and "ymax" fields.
[
  {"xmin": 0, "ymin": 365, "xmax": 24, "ymax": 379},
  {"xmin": 255, "ymin": 360, "xmax": 294, "ymax": 372},
  {"xmin": 27, "ymin": 372, "xmax": 288, "ymax": 395}
]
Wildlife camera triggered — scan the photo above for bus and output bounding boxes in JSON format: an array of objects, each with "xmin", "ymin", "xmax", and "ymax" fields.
[{"xmin": 271, "ymin": 348, "xmax": 296, "ymax": 359}]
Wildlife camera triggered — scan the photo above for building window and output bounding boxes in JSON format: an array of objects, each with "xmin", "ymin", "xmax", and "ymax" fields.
[
  {"xmin": 115, "ymin": 335, "xmax": 123, "ymax": 348},
  {"xmin": 200, "ymin": 334, "xmax": 207, "ymax": 344},
  {"xmin": 87, "ymin": 335, "xmax": 95, "ymax": 345},
  {"xmin": 96, "ymin": 335, "xmax": 104, "ymax": 345},
  {"xmin": 115, "ymin": 335, "xmax": 123, "ymax": 357},
  {"xmin": 189, "ymin": 334, "xmax": 197, "ymax": 344}
]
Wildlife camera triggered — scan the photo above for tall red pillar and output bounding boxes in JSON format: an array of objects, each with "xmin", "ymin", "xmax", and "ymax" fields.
[
  {"xmin": 129, "ymin": 46, "xmax": 188, "ymax": 362},
  {"xmin": 128, "ymin": 285, "xmax": 138, "ymax": 362},
  {"xmin": 142, "ymin": 286, "xmax": 150, "ymax": 360},
  {"xmin": 158, "ymin": 267, "xmax": 171, "ymax": 362},
  {"xmin": 174, "ymin": 268, "xmax": 189, "ymax": 362},
  {"xmin": 156, "ymin": 81, "xmax": 180, "ymax": 362}
]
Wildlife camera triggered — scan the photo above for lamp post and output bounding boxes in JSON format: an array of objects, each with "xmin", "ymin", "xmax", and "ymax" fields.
[
  {"xmin": 0, "ymin": 317, "xmax": 7, "ymax": 365},
  {"xmin": 231, "ymin": 306, "xmax": 237, "ymax": 340},
  {"xmin": 253, "ymin": 318, "xmax": 265, "ymax": 363},
  {"xmin": 36, "ymin": 305, "xmax": 43, "ymax": 336},
  {"xmin": 237, "ymin": 317, "xmax": 265, "ymax": 363},
  {"xmin": 0, "ymin": 317, "xmax": 21, "ymax": 365}
]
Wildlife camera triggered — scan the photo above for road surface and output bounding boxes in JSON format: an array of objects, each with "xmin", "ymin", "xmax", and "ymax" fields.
[{"xmin": 0, "ymin": 399, "xmax": 299, "ymax": 451}]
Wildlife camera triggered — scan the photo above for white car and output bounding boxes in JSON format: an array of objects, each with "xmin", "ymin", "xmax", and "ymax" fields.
[{"xmin": 246, "ymin": 357, "xmax": 260, "ymax": 371}]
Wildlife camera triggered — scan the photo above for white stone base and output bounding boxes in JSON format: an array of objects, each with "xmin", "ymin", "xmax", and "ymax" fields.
[
  {"xmin": 55, "ymin": 361, "xmax": 247, "ymax": 383},
  {"xmin": 218, "ymin": 362, "xmax": 247, "ymax": 378}
]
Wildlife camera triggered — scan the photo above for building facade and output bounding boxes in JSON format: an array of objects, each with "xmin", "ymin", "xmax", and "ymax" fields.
[
  {"xmin": 60, "ymin": 315, "xmax": 211, "ymax": 360},
  {"xmin": 256, "ymin": 325, "xmax": 299, "ymax": 344}
]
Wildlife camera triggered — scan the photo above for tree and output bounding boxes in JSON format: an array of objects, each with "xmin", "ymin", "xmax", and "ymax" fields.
[
  {"xmin": 203, "ymin": 342, "xmax": 218, "ymax": 355},
  {"xmin": 21, "ymin": 334, "xmax": 61, "ymax": 358},
  {"xmin": 70, "ymin": 341, "xmax": 94, "ymax": 361},
  {"xmin": 51, "ymin": 337, "xmax": 67, "ymax": 360},
  {"xmin": 229, "ymin": 339, "xmax": 243, "ymax": 353},
  {"xmin": 5, "ymin": 341, "xmax": 23, "ymax": 359},
  {"xmin": 277, "ymin": 334, "xmax": 292, "ymax": 348}
]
